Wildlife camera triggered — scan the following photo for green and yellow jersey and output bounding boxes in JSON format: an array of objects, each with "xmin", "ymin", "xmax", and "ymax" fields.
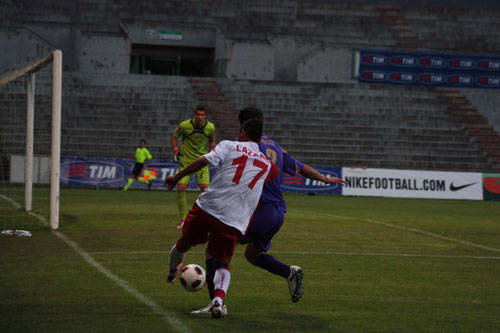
[
  {"xmin": 135, "ymin": 147, "xmax": 152, "ymax": 163},
  {"xmin": 173, "ymin": 119, "xmax": 215, "ymax": 161}
]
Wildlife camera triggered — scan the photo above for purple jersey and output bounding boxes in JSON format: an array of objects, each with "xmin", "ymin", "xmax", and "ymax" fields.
[{"xmin": 258, "ymin": 136, "xmax": 304, "ymax": 211}]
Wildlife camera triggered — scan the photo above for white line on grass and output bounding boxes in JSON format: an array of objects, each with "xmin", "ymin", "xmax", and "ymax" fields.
[
  {"xmin": 0, "ymin": 194, "xmax": 189, "ymax": 333},
  {"xmin": 0, "ymin": 193, "xmax": 21, "ymax": 209},
  {"xmin": 289, "ymin": 209, "xmax": 500, "ymax": 254},
  {"xmin": 53, "ymin": 231, "xmax": 190, "ymax": 333},
  {"xmin": 87, "ymin": 250, "xmax": 500, "ymax": 260}
]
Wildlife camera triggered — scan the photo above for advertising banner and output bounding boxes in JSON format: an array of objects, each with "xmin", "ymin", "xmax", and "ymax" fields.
[
  {"xmin": 282, "ymin": 166, "xmax": 342, "ymax": 194},
  {"xmin": 60, "ymin": 157, "xmax": 342, "ymax": 194},
  {"xmin": 60, "ymin": 157, "xmax": 203, "ymax": 190},
  {"xmin": 483, "ymin": 174, "xmax": 500, "ymax": 201},
  {"xmin": 342, "ymin": 167, "xmax": 483, "ymax": 200},
  {"xmin": 353, "ymin": 49, "xmax": 500, "ymax": 89}
]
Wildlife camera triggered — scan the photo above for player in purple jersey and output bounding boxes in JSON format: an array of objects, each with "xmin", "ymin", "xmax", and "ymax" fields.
[{"xmin": 191, "ymin": 107, "xmax": 347, "ymax": 315}]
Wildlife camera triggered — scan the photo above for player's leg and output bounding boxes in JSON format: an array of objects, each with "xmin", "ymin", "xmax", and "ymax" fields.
[
  {"xmin": 242, "ymin": 203, "xmax": 289, "ymax": 276},
  {"xmin": 210, "ymin": 259, "xmax": 230, "ymax": 319},
  {"xmin": 243, "ymin": 202, "xmax": 304, "ymax": 302},
  {"xmin": 176, "ymin": 183, "xmax": 188, "ymax": 227},
  {"xmin": 137, "ymin": 177, "xmax": 150, "ymax": 185},
  {"xmin": 245, "ymin": 243, "xmax": 304, "ymax": 303},
  {"xmin": 205, "ymin": 219, "xmax": 238, "ymax": 319},
  {"xmin": 244, "ymin": 242, "xmax": 289, "ymax": 278},
  {"xmin": 195, "ymin": 166, "xmax": 210, "ymax": 193},
  {"xmin": 123, "ymin": 174, "xmax": 134, "ymax": 191},
  {"xmin": 175, "ymin": 157, "xmax": 193, "ymax": 221},
  {"xmin": 124, "ymin": 163, "xmax": 141, "ymax": 191},
  {"xmin": 167, "ymin": 238, "xmax": 189, "ymax": 282},
  {"xmin": 167, "ymin": 204, "xmax": 209, "ymax": 283},
  {"xmin": 205, "ymin": 253, "xmax": 215, "ymax": 300}
]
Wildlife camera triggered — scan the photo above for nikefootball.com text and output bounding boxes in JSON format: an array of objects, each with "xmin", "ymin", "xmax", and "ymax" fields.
[{"xmin": 344, "ymin": 176, "xmax": 446, "ymax": 191}]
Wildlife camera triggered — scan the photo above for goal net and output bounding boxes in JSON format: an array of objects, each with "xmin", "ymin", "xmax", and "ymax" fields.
[{"xmin": 0, "ymin": 50, "xmax": 62, "ymax": 231}]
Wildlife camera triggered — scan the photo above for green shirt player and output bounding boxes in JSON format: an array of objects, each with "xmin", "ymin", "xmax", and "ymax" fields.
[
  {"xmin": 123, "ymin": 139, "xmax": 153, "ymax": 191},
  {"xmin": 170, "ymin": 105, "xmax": 215, "ymax": 227}
]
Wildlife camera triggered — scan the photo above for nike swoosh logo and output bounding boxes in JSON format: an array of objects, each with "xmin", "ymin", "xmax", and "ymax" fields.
[{"xmin": 449, "ymin": 182, "xmax": 477, "ymax": 191}]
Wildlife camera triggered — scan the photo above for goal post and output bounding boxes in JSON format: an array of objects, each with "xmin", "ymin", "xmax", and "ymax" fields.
[
  {"xmin": 50, "ymin": 50, "xmax": 62, "ymax": 230},
  {"xmin": 0, "ymin": 50, "xmax": 62, "ymax": 230}
]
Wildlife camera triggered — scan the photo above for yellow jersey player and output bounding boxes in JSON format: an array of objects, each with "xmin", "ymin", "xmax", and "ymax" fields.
[
  {"xmin": 171, "ymin": 105, "xmax": 215, "ymax": 227},
  {"xmin": 123, "ymin": 139, "xmax": 153, "ymax": 191}
]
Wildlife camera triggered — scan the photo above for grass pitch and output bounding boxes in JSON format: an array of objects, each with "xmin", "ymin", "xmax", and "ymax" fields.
[{"xmin": 1, "ymin": 188, "xmax": 499, "ymax": 332}]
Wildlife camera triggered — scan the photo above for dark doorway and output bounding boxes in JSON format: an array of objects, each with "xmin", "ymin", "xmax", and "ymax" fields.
[{"xmin": 130, "ymin": 44, "xmax": 214, "ymax": 76}]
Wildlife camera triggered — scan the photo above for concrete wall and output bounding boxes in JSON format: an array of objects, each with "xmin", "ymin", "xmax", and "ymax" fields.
[
  {"xmin": 221, "ymin": 37, "xmax": 354, "ymax": 82},
  {"xmin": 0, "ymin": 23, "xmax": 356, "ymax": 83},
  {"xmin": 298, "ymin": 48, "xmax": 354, "ymax": 83},
  {"xmin": 225, "ymin": 40, "xmax": 274, "ymax": 80},
  {"xmin": 0, "ymin": 28, "xmax": 61, "ymax": 69},
  {"xmin": 0, "ymin": 25, "xmax": 79, "ymax": 71},
  {"xmin": 80, "ymin": 35, "xmax": 129, "ymax": 73}
]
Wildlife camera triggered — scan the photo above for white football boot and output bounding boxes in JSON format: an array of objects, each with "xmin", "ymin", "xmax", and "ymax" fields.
[
  {"xmin": 191, "ymin": 303, "xmax": 228, "ymax": 315},
  {"xmin": 209, "ymin": 298, "xmax": 227, "ymax": 319},
  {"xmin": 287, "ymin": 265, "xmax": 304, "ymax": 303}
]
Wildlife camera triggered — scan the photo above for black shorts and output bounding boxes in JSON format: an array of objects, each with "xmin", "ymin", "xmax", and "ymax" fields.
[{"xmin": 132, "ymin": 162, "xmax": 144, "ymax": 177}]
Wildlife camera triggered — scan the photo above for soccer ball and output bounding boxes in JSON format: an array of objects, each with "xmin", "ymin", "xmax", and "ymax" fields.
[{"xmin": 179, "ymin": 264, "xmax": 206, "ymax": 292}]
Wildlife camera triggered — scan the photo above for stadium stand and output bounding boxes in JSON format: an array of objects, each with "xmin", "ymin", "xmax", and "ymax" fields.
[{"xmin": 1, "ymin": 0, "xmax": 499, "ymax": 172}]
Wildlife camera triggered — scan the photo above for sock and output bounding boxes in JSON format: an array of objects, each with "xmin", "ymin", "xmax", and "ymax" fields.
[
  {"xmin": 177, "ymin": 191, "xmax": 187, "ymax": 220},
  {"xmin": 205, "ymin": 258, "xmax": 215, "ymax": 300},
  {"xmin": 123, "ymin": 178, "xmax": 133, "ymax": 190},
  {"xmin": 169, "ymin": 243, "xmax": 186, "ymax": 270},
  {"xmin": 213, "ymin": 267, "xmax": 231, "ymax": 301},
  {"xmin": 256, "ymin": 253, "xmax": 291, "ymax": 279},
  {"xmin": 138, "ymin": 177, "xmax": 150, "ymax": 185}
]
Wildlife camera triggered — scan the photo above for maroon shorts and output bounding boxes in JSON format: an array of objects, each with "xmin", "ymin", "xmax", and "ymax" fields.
[{"xmin": 182, "ymin": 203, "xmax": 240, "ymax": 262}]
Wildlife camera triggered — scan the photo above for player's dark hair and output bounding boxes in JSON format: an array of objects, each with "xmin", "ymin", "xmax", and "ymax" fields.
[
  {"xmin": 194, "ymin": 105, "xmax": 206, "ymax": 113},
  {"xmin": 239, "ymin": 107, "xmax": 263, "ymax": 125},
  {"xmin": 242, "ymin": 118, "xmax": 263, "ymax": 143},
  {"xmin": 140, "ymin": 139, "xmax": 146, "ymax": 144}
]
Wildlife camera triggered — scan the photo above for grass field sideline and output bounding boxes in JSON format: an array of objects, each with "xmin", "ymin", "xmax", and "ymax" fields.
[{"xmin": 1, "ymin": 188, "xmax": 499, "ymax": 332}]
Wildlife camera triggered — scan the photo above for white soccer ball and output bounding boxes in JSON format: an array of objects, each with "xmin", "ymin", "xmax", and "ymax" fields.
[{"xmin": 179, "ymin": 264, "xmax": 206, "ymax": 292}]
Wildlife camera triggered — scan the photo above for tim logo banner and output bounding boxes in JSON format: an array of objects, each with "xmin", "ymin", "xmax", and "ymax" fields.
[
  {"xmin": 483, "ymin": 174, "xmax": 500, "ymax": 201},
  {"xmin": 282, "ymin": 166, "xmax": 342, "ymax": 194},
  {"xmin": 60, "ymin": 157, "xmax": 203, "ymax": 190},
  {"xmin": 353, "ymin": 49, "xmax": 500, "ymax": 89},
  {"xmin": 61, "ymin": 157, "xmax": 343, "ymax": 194}
]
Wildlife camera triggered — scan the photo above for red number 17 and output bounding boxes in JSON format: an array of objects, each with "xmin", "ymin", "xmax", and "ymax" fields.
[{"xmin": 232, "ymin": 155, "xmax": 268, "ymax": 189}]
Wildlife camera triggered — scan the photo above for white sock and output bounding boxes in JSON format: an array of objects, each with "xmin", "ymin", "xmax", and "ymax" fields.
[
  {"xmin": 169, "ymin": 244, "xmax": 186, "ymax": 270},
  {"xmin": 213, "ymin": 267, "xmax": 231, "ymax": 299}
]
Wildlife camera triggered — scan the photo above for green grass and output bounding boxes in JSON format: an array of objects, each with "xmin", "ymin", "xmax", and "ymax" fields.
[{"xmin": 1, "ymin": 188, "xmax": 500, "ymax": 332}]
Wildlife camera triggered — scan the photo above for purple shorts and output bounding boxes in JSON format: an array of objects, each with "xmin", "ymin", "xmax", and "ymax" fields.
[{"xmin": 239, "ymin": 201, "xmax": 285, "ymax": 252}]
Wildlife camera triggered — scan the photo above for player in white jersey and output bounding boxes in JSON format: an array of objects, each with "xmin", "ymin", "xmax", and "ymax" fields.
[{"xmin": 164, "ymin": 119, "xmax": 279, "ymax": 319}]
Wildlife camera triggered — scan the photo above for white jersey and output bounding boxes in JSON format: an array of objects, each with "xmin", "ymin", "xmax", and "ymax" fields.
[{"xmin": 196, "ymin": 140, "xmax": 278, "ymax": 234}]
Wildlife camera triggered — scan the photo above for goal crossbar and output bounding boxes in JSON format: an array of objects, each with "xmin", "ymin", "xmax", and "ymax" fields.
[{"xmin": 0, "ymin": 53, "xmax": 54, "ymax": 87}]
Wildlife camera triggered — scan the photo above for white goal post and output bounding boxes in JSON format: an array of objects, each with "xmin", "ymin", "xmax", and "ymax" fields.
[{"xmin": 0, "ymin": 50, "xmax": 62, "ymax": 229}]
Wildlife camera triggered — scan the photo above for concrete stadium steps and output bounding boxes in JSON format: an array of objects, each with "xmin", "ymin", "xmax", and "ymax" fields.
[
  {"xmin": 1, "ymin": 73, "xmax": 197, "ymax": 159},
  {"xmin": 221, "ymin": 80, "xmax": 497, "ymax": 172},
  {"xmin": 188, "ymin": 78, "xmax": 240, "ymax": 140},
  {"xmin": 4, "ymin": 1, "xmax": 500, "ymax": 52},
  {"xmin": 2, "ymin": 73, "xmax": 499, "ymax": 172},
  {"xmin": 403, "ymin": 7, "xmax": 500, "ymax": 53}
]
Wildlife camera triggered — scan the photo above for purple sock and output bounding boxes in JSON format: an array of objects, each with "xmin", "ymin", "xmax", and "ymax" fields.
[
  {"xmin": 256, "ymin": 253, "xmax": 290, "ymax": 279},
  {"xmin": 206, "ymin": 258, "xmax": 215, "ymax": 300}
]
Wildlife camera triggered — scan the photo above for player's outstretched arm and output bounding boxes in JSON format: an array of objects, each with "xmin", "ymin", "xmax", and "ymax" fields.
[
  {"xmin": 299, "ymin": 164, "xmax": 348, "ymax": 185},
  {"xmin": 165, "ymin": 156, "xmax": 209, "ymax": 190}
]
